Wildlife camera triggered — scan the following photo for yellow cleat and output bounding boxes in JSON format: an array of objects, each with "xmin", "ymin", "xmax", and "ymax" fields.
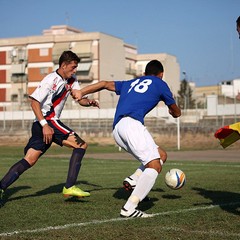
[{"xmin": 62, "ymin": 185, "xmax": 90, "ymax": 198}]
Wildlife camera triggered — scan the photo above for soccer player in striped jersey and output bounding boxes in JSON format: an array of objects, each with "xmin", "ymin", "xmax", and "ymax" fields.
[
  {"xmin": 72, "ymin": 60, "xmax": 181, "ymax": 218},
  {"xmin": 0, "ymin": 51, "xmax": 99, "ymax": 207}
]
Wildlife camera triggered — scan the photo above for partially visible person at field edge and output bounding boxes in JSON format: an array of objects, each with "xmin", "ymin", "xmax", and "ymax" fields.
[
  {"xmin": 236, "ymin": 16, "xmax": 240, "ymax": 39},
  {"xmin": 236, "ymin": 16, "xmax": 240, "ymax": 100},
  {"xmin": 71, "ymin": 60, "xmax": 181, "ymax": 218},
  {"xmin": 0, "ymin": 50, "xmax": 99, "ymax": 207}
]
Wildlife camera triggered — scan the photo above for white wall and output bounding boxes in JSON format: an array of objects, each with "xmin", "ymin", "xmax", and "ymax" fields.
[
  {"xmin": 221, "ymin": 78, "xmax": 240, "ymax": 97},
  {"xmin": 0, "ymin": 106, "xmax": 175, "ymax": 121},
  {"xmin": 207, "ymin": 95, "xmax": 240, "ymax": 116}
]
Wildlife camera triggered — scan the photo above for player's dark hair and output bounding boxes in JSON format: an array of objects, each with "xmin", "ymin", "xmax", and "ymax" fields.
[
  {"xmin": 237, "ymin": 16, "xmax": 240, "ymax": 26},
  {"xmin": 145, "ymin": 60, "xmax": 164, "ymax": 76},
  {"xmin": 59, "ymin": 51, "xmax": 80, "ymax": 66}
]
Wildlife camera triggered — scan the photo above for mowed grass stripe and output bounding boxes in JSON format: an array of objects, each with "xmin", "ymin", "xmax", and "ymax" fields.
[
  {"xmin": 1, "ymin": 202, "xmax": 240, "ymax": 238},
  {"xmin": 57, "ymin": 158, "xmax": 240, "ymax": 168}
]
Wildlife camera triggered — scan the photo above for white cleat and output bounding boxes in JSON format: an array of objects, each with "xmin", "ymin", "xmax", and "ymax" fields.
[
  {"xmin": 120, "ymin": 207, "xmax": 152, "ymax": 218},
  {"xmin": 123, "ymin": 176, "xmax": 136, "ymax": 191}
]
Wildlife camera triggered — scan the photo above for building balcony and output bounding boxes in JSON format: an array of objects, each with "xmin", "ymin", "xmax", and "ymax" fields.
[
  {"xmin": 11, "ymin": 63, "xmax": 27, "ymax": 74},
  {"xmin": 125, "ymin": 68, "xmax": 136, "ymax": 75},
  {"xmin": 76, "ymin": 72, "xmax": 94, "ymax": 82},
  {"xmin": 52, "ymin": 52, "xmax": 93, "ymax": 64},
  {"xmin": 11, "ymin": 74, "xmax": 28, "ymax": 83}
]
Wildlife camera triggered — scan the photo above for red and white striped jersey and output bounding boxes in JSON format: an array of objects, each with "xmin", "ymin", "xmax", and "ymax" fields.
[{"xmin": 30, "ymin": 71, "xmax": 80, "ymax": 120}]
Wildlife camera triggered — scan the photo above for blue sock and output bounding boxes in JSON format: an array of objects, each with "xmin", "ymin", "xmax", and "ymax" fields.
[
  {"xmin": 65, "ymin": 148, "xmax": 85, "ymax": 189},
  {"xmin": 0, "ymin": 159, "xmax": 31, "ymax": 190}
]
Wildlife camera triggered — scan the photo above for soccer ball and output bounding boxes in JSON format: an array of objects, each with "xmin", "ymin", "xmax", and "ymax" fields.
[{"xmin": 165, "ymin": 168, "xmax": 186, "ymax": 190}]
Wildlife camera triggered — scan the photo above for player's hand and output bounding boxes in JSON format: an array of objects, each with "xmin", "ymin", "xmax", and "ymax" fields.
[
  {"xmin": 79, "ymin": 98, "xmax": 100, "ymax": 108},
  {"xmin": 88, "ymin": 99, "xmax": 99, "ymax": 108},
  {"xmin": 71, "ymin": 89, "xmax": 82, "ymax": 101},
  {"xmin": 168, "ymin": 104, "xmax": 181, "ymax": 118},
  {"xmin": 42, "ymin": 124, "xmax": 54, "ymax": 144}
]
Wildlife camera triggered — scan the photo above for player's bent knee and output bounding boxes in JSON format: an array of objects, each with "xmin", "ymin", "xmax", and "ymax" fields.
[
  {"xmin": 24, "ymin": 148, "xmax": 42, "ymax": 166},
  {"xmin": 145, "ymin": 160, "xmax": 162, "ymax": 173},
  {"xmin": 77, "ymin": 142, "xmax": 88, "ymax": 149},
  {"xmin": 64, "ymin": 133, "xmax": 87, "ymax": 148},
  {"xmin": 160, "ymin": 151, "xmax": 167, "ymax": 163},
  {"xmin": 73, "ymin": 133, "xmax": 87, "ymax": 148},
  {"xmin": 25, "ymin": 158, "xmax": 38, "ymax": 166},
  {"xmin": 63, "ymin": 136, "xmax": 88, "ymax": 149}
]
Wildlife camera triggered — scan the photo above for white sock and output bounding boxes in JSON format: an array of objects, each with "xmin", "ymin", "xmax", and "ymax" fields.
[{"xmin": 123, "ymin": 168, "xmax": 158, "ymax": 211}]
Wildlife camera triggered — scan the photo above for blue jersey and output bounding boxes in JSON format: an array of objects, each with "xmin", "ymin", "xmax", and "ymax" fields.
[{"xmin": 113, "ymin": 76, "xmax": 176, "ymax": 128}]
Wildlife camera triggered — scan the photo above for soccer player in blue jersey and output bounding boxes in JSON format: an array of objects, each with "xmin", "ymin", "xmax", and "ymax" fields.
[
  {"xmin": 72, "ymin": 60, "xmax": 181, "ymax": 218},
  {"xmin": 0, "ymin": 51, "xmax": 99, "ymax": 207}
]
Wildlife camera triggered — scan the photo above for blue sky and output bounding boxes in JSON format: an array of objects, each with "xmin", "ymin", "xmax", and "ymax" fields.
[{"xmin": 0, "ymin": 0, "xmax": 239, "ymax": 86}]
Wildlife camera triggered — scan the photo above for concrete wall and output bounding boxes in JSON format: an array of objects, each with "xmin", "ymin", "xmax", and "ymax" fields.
[
  {"xmin": 98, "ymin": 33, "xmax": 126, "ymax": 108},
  {"xmin": 207, "ymin": 95, "xmax": 240, "ymax": 116}
]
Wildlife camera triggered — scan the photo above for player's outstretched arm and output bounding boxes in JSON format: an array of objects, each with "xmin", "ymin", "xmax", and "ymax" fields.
[
  {"xmin": 81, "ymin": 81, "xmax": 115, "ymax": 96},
  {"xmin": 71, "ymin": 81, "xmax": 115, "ymax": 102},
  {"xmin": 168, "ymin": 103, "xmax": 181, "ymax": 118},
  {"xmin": 78, "ymin": 98, "xmax": 99, "ymax": 108},
  {"xmin": 71, "ymin": 81, "xmax": 115, "ymax": 100}
]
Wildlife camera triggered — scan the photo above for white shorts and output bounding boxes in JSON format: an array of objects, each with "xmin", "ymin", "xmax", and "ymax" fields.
[{"xmin": 113, "ymin": 117, "xmax": 160, "ymax": 166}]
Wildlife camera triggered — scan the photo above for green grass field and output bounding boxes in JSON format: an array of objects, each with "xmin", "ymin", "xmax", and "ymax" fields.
[{"xmin": 0, "ymin": 145, "xmax": 239, "ymax": 240}]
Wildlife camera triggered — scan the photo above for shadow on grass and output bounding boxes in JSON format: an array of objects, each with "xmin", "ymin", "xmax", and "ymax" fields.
[
  {"xmin": 193, "ymin": 187, "xmax": 240, "ymax": 216},
  {"xmin": 112, "ymin": 187, "xmax": 160, "ymax": 211},
  {"xmin": 0, "ymin": 185, "xmax": 31, "ymax": 207},
  {"xmin": 161, "ymin": 194, "xmax": 182, "ymax": 199},
  {"xmin": 3, "ymin": 180, "xmax": 101, "ymax": 205},
  {"xmin": 112, "ymin": 187, "xmax": 131, "ymax": 200}
]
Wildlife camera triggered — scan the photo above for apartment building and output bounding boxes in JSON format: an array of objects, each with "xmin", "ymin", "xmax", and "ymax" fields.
[{"xmin": 0, "ymin": 25, "xmax": 180, "ymax": 110}]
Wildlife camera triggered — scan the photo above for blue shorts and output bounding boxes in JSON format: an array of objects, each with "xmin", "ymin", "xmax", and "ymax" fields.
[{"xmin": 24, "ymin": 119, "xmax": 80, "ymax": 155}]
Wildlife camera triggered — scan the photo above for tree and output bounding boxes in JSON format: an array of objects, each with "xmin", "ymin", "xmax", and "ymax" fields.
[{"xmin": 177, "ymin": 79, "xmax": 196, "ymax": 109}]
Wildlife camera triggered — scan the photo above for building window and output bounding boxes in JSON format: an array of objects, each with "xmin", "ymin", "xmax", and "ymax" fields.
[
  {"xmin": 40, "ymin": 48, "xmax": 49, "ymax": 56},
  {"xmin": 40, "ymin": 67, "xmax": 48, "ymax": 75},
  {"xmin": 11, "ymin": 94, "xmax": 18, "ymax": 102}
]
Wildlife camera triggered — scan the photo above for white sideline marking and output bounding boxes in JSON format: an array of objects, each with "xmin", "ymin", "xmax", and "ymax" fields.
[{"xmin": 0, "ymin": 202, "xmax": 240, "ymax": 237}]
